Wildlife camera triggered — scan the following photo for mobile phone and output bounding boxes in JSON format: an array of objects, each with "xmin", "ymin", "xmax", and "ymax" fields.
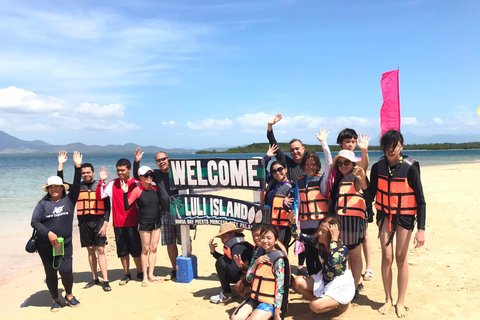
[{"xmin": 53, "ymin": 237, "xmax": 64, "ymax": 256}]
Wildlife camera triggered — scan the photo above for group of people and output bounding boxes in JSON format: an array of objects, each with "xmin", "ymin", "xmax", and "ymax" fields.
[
  {"xmin": 31, "ymin": 149, "xmax": 182, "ymax": 311},
  {"xmin": 207, "ymin": 114, "xmax": 426, "ymax": 319},
  {"xmin": 30, "ymin": 113, "xmax": 426, "ymax": 319}
]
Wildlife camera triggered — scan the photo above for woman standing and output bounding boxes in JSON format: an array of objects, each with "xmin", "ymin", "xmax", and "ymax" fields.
[
  {"xmin": 264, "ymin": 143, "xmax": 295, "ymax": 251},
  {"xmin": 368, "ymin": 130, "xmax": 425, "ymax": 318},
  {"xmin": 289, "ymin": 129, "xmax": 332, "ymax": 275},
  {"xmin": 329, "ymin": 150, "xmax": 369, "ymax": 298},
  {"xmin": 122, "ymin": 166, "xmax": 162, "ymax": 287},
  {"xmin": 31, "ymin": 151, "xmax": 82, "ymax": 312}
]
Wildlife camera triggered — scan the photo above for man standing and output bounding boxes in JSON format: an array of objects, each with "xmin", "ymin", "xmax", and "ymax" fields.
[
  {"xmin": 97, "ymin": 159, "xmax": 143, "ymax": 285},
  {"xmin": 134, "ymin": 149, "xmax": 180, "ymax": 280},
  {"xmin": 267, "ymin": 114, "xmax": 306, "ymax": 184},
  {"xmin": 57, "ymin": 152, "xmax": 112, "ymax": 291}
]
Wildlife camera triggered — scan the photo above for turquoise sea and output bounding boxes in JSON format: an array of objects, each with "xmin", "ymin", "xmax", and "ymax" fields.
[{"xmin": 1, "ymin": 149, "xmax": 479, "ymax": 237}]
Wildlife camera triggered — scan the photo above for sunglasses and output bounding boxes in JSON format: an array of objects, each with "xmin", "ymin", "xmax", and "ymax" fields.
[
  {"xmin": 336, "ymin": 159, "xmax": 351, "ymax": 167},
  {"xmin": 271, "ymin": 167, "xmax": 284, "ymax": 174},
  {"xmin": 155, "ymin": 157, "xmax": 168, "ymax": 163},
  {"xmin": 142, "ymin": 172, "xmax": 154, "ymax": 179}
]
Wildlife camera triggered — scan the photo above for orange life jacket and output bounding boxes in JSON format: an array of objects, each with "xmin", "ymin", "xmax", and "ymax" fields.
[
  {"xmin": 77, "ymin": 181, "xmax": 106, "ymax": 216},
  {"xmin": 250, "ymin": 247, "xmax": 290, "ymax": 306},
  {"xmin": 336, "ymin": 173, "xmax": 366, "ymax": 219},
  {"xmin": 375, "ymin": 156, "xmax": 418, "ymax": 231},
  {"xmin": 223, "ymin": 236, "xmax": 255, "ymax": 260},
  {"xmin": 297, "ymin": 174, "xmax": 329, "ymax": 221},
  {"xmin": 270, "ymin": 182, "xmax": 294, "ymax": 227}
]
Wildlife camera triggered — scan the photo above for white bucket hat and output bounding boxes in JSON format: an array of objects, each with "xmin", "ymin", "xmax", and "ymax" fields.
[
  {"xmin": 332, "ymin": 150, "xmax": 361, "ymax": 168},
  {"xmin": 41, "ymin": 176, "xmax": 69, "ymax": 192}
]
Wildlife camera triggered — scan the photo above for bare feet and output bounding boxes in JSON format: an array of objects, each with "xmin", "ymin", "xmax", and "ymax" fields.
[
  {"xmin": 396, "ymin": 304, "xmax": 408, "ymax": 318},
  {"xmin": 378, "ymin": 301, "xmax": 393, "ymax": 315}
]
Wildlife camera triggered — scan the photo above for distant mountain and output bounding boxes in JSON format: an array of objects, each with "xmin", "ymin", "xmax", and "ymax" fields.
[{"xmin": 0, "ymin": 131, "xmax": 195, "ymax": 154}]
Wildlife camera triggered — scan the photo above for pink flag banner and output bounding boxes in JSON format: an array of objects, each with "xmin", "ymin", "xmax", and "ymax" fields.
[{"xmin": 380, "ymin": 69, "xmax": 400, "ymax": 136}]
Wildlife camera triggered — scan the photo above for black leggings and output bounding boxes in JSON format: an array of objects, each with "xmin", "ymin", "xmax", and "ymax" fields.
[
  {"xmin": 37, "ymin": 242, "xmax": 73, "ymax": 300},
  {"xmin": 278, "ymin": 226, "xmax": 291, "ymax": 254},
  {"xmin": 302, "ymin": 228, "xmax": 321, "ymax": 275},
  {"xmin": 215, "ymin": 257, "xmax": 243, "ymax": 294}
]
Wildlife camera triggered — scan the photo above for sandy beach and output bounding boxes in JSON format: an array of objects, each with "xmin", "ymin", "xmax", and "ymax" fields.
[{"xmin": 1, "ymin": 162, "xmax": 479, "ymax": 320}]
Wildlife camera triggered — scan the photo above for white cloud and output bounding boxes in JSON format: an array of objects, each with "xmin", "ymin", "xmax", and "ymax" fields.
[
  {"xmin": 433, "ymin": 118, "xmax": 443, "ymax": 125},
  {"xmin": 236, "ymin": 113, "xmax": 378, "ymax": 138},
  {"xmin": 161, "ymin": 120, "xmax": 177, "ymax": 127},
  {"xmin": 401, "ymin": 117, "xmax": 418, "ymax": 125},
  {"xmin": 0, "ymin": 86, "xmax": 137, "ymax": 132},
  {"xmin": 186, "ymin": 118, "xmax": 233, "ymax": 130}
]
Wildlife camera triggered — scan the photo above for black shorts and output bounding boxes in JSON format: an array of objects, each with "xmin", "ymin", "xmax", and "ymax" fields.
[
  {"xmin": 376, "ymin": 211, "xmax": 415, "ymax": 231},
  {"xmin": 114, "ymin": 226, "xmax": 142, "ymax": 258},
  {"xmin": 138, "ymin": 220, "xmax": 161, "ymax": 232},
  {"xmin": 79, "ymin": 218, "xmax": 107, "ymax": 248}
]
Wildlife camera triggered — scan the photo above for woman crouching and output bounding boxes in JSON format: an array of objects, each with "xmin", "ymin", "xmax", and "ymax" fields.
[
  {"xmin": 288, "ymin": 211, "xmax": 354, "ymax": 314},
  {"xmin": 231, "ymin": 224, "xmax": 289, "ymax": 320}
]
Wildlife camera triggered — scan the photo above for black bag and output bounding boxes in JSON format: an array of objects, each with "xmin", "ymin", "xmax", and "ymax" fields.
[{"xmin": 25, "ymin": 229, "xmax": 37, "ymax": 253}]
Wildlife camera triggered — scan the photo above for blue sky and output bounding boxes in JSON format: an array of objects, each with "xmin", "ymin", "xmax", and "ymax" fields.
[{"xmin": 0, "ymin": 0, "xmax": 479, "ymax": 149}]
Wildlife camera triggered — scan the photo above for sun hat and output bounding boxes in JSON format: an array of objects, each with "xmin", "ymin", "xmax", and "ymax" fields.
[
  {"xmin": 41, "ymin": 176, "xmax": 70, "ymax": 192},
  {"xmin": 215, "ymin": 222, "xmax": 244, "ymax": 238},
  {"xmin": 332, "ymin": 150, "xmax": 361, "ymax": 168},
  {"xmin": 138, "ymin": 166, "xmax": 154, "ymax": 176}
]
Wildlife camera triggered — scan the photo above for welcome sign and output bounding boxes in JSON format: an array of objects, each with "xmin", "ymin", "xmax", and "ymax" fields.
[
  {"xmin": 169, "ymin": 158, "xmax": 266, "ymax": 190},
  {"xmin": 170, "ymin": 194, "xmax": 267, "ymax": 228}
]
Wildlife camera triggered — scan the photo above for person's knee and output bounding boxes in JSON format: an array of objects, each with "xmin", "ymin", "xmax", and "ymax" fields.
[
  {"xmin": 309, "ymin": 300, "xmax": 325, "ymax": 313},
  {"xmin": 395, "ymin": 253, "xmax": 408, "ymax": 268},
  {"xmin": 86, "ymin": 246, "xmax": 95, "ymax": 254},
  {"xmin": 142, "ymin": 246, "xmax": 149, "ymax": 255},
  {"xmin": 382, "ymin": 251, "xmax": 394, "ymax": 265},
  {"xmin": 215, "ymin": 257, "xmax": 227, "ymax": 272},
  {"xmin": 293, "ymin": 276, "xmax": 306, "ymax": 291},
  {"xmin": 96, "ymin": 246, "xmax": 105, "ymax": 255},
  {"xmin": 150, "ymin": 245, "xmax": 158, "ymax": 254}
]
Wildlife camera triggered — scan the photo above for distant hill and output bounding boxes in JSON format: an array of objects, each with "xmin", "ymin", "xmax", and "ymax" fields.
[{"xmin": 0, "ymin": 131, "xmax": 195, "ymax": 154}]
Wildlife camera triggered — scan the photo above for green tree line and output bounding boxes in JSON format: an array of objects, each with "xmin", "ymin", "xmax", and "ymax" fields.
[{"xmin": 196, "ymin": 142, "xmax": 480, "ymax": 154}]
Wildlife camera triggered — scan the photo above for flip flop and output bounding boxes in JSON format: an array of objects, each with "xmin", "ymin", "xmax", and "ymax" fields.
[
  {"xmin": 149, "ymin": 276, "xmax": 163, "ymax": 283},
  {"xmin": 363, "ymin": 269, "xmax": 373, "ymax": 281},
  {"xmin": 141, "ymin": 280, "xmax": 149, "ymax": 287}
]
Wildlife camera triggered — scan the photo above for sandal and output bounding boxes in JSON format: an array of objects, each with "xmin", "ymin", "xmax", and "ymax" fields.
[
  {"xmin": 148, "ymin": 276, "xmax": 163, "ymax": 283},
  {"xmin": 141, "ymin": 280, "xmax": 149, "ymax": 287},
  {"xmin": 65, "ymin": 295, "xmax": 81, "ymax": 308},
  {"xmin": 363, "ymin": 269, "xmax": 373, "ymax": 281}
]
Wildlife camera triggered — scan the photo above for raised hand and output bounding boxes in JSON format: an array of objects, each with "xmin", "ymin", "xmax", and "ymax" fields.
[
  {"xmin": 73, "ymin": 151, "xmax": 83, "ymax": 167},
  {"xmin": 357, "ymin": 133, "xmax": 371, "ymax": 151},
  {"xmin": 233, "ymin": 254, "xmax": 246, "ymax": 269},
  {"xmin": 134, "ymin": 147, "xmax": 144, "ymax": 162},
  {"xmin": 287, "ymin": 210, "xmax": 296, "ymax": 224},
  {"xmin": 208, "ymin": 238, "xmax": 218, "ymax": 254},
  {"xmin": 58, "ymin": 151, "xmax": 68, "ymax": 165},
  {"xmin": 352, "ymin": 166, "xmax": 366, "ymax": 180},
  {"xmin": 266, "ymin": 144, "xmax": 279, "ymax": 158},
  {"xmin": 284, "ymin": 194, "xmax": 294, "ymax": 208},
  {"xmin": 328, "ymin": 223, "xmax": 340, "ymax": 241},
  {"xmin": 315, "ymin": 128, "xmax": 330, "ymax": 142},
  {"xmin": 120, "ymin": 180, "xmax": 129, "ymax": 193},
  {"xmin": 99, "ymin": 166, "xmax": 109, "ymax": 182},
  {"xmin": 268, "ymin": 114, "xmax": 282, "ymax": 126}
]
